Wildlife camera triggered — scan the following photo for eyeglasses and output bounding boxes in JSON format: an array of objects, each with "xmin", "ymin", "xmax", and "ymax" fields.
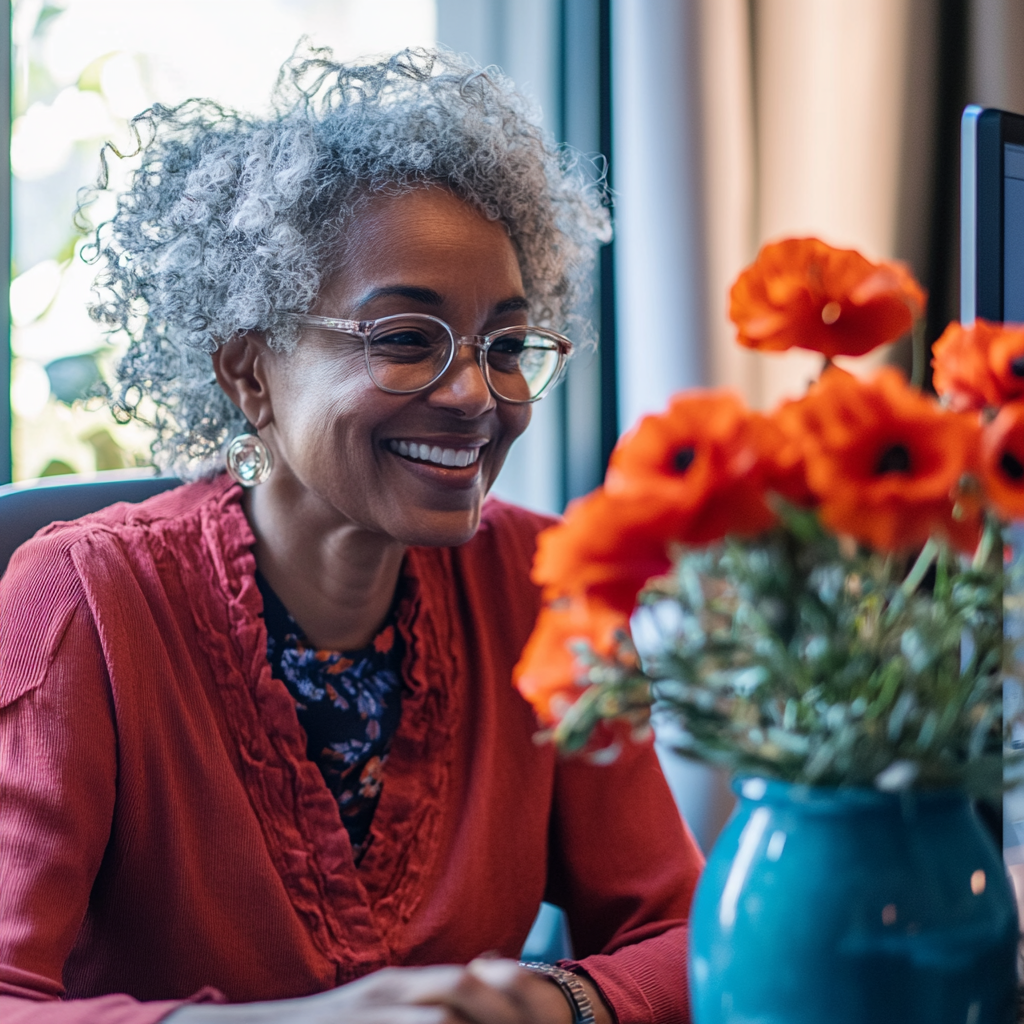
[{"xmin": 288, "ymin": 312, "xmax": 573, "ymax": 404}]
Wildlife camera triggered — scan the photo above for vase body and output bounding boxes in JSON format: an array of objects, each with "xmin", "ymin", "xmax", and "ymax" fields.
[{"xmin": 688, "ymin": 779, "xmax": 1018, "ymax": 1024}]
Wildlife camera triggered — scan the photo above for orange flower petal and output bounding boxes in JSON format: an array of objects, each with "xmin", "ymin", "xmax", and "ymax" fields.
[
  {"xmin": 932, "ymin": 319, "xmax": 1009, "ymax": 411},
  {"xmin": 729, "ymin": 237, "xmax": 926, "ymax": 358},
  {"xmin": 532, "ymin": 489, "xmax": 677, "ymax": 613},
  {"xmin": 513, "ymin": 598, "xmax": 632, "ymax": 725},
  {"xmin": 758, "ymin": 404, "xmax": 816, "ymax": 507},
  {"xmin": 988, "ymin": 325, "xmax": 1024, "ymax": 402},
  {"xmin": 606, "ymin": 391, "xmax": 777, "ymax": 542},
  {"xmin": 981, "ymin": 401, "xmax": 1024, "ymax": 520},
  {"xmin": 533, "ymin": 393, "xmax": 781, "ymax": 614},
  {"xmin": 799, "ymin": 367, "xmax": 981, "ymax": 552}
]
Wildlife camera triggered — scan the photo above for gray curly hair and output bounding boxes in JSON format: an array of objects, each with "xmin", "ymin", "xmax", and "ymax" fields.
[{"xmin": 82, "ymin": 44, "xmax": 611, "ymax": 477}]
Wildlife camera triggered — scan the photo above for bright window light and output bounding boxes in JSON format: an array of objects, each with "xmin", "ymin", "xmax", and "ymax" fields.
[{"xmin": 10, "ymin": 0, "xmax": 437, "ymax": 480}]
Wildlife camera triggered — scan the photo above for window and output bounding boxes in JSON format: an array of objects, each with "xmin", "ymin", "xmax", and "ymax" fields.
[
  {"xmin": 4, "ymin": 0, "xmax": 616, "ymax": 510},
  {"xmin": 5, "ymin": 0, "xmax": 436, "ymax": 483}
]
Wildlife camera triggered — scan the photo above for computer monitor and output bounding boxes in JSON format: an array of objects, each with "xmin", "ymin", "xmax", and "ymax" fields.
[
  {"xmin": 961, "ymin": 104, "xmax": 1024, "ymax": 323},
  {"xmin": 961, "ymin": 102, "xmax": 1024, "ymax": 899}
]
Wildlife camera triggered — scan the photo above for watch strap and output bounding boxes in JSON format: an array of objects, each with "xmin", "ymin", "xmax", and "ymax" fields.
[{"xmin": 519, "ymin": 961, "xmax": 597, "ymax": 1024}]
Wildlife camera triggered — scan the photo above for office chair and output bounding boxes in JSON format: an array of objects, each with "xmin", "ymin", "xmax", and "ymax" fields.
[{"xmin": 0, "ymin": 469, "xmax": 182, "ymax": 576}]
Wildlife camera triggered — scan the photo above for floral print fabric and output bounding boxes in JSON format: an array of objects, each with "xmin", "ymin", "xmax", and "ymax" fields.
[{"xmin": 257, "ymin": 573, "xmax": 403, "ymax": 862}]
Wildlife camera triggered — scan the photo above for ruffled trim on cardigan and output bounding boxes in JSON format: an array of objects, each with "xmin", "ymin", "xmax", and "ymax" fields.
[
  {"xmin": 165, "ymin": 477, "xmax": 463, "ymax": 980},
  {"xmin": 174, "ymin": 479, "xmax": 385, "ymax": 979},
  {"xmin": 357, "ymin": 545, "xmax": 461, "ymax": 929}
]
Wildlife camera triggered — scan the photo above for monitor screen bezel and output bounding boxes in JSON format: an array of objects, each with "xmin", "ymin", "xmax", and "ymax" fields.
[{"xmin": 962, "ymin": 104, "xmax": 1024, "ymax": 322}]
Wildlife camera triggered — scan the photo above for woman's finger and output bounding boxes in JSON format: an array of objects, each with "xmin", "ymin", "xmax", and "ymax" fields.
[
  {"xmin": 409, "ymin": 965, "xmax": 524, "ymax": 1024},
  {"xmin": 346, "ymin": 965, "xmax": 466, "ymax": 1005},
  {"xmin": 321, "ymin": 962, "xmax": 568, "ymax": 1024},
  {"xmin": 468, "ymin": 960, "xmax": 576, "ymax": 1024}
]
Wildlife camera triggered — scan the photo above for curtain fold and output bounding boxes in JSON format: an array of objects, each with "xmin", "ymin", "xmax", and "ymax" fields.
[
  {"xmin": 697, "ymin": 0, "xmax": 938, "ymax": 408},
  {"xmin": 970, "ymin": 0, "xmax": 1024, "ymax": 115},
  {"xmin": 696, "ymin": 0, "xmax": 759, "ymax": 403}
]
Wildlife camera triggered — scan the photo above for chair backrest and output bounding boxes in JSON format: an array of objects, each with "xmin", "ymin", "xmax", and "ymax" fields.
[{"xmin": 0, "ymin": 470, "xmax": 182, "ymax": 576}]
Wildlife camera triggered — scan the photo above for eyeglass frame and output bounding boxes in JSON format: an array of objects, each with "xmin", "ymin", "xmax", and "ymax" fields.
[{"xmin": 286, "ymin": 312, "xmax": 574, "ymax": 405}]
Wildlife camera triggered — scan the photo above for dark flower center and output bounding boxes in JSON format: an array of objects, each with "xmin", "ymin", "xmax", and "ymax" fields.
[
  {"xmin": 876, "ymin": 443, "xmax": 912, "ymax": 475},
  {"xmin": 674, "ymin": 447, "xmax": 696, "ymax": 472},
  {"xmin": 1002, "ymin": 450, "xmax": 1024, "ymax": 481},
  {"xmin": 1011, "ymin": 355, "xmax": 1024, "ymax": 378}
]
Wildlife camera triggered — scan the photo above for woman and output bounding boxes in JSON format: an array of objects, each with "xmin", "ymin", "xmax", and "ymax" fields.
[{"xmin": 0, "ymin": 48, "xmax": 703, "ymax": 1024}]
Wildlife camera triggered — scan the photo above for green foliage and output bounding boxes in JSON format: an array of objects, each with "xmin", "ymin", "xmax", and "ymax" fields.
[
  {"xmin": 559, "ymin": 506, "xmax": 1016, "ymax": 798},
  {"xmin": 547, "ymin": 639, "xmax": 651, "ymax": 755}
]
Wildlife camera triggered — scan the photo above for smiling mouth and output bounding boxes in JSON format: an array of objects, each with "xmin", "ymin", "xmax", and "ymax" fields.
[{"xmin": 387, "ymin": 439, "xmax": 483, "ymax": 468}]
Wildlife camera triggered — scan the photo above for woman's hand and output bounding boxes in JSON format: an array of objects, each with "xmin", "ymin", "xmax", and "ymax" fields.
[{"xmin": 167, "ymin": 959, "xmax": 613, "ymax": 1024}]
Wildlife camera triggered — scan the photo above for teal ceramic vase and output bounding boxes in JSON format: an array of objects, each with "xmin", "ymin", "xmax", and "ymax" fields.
[{"xmin": 688, "ymin": 779, "xmax": 1019, "ymax": 1024}]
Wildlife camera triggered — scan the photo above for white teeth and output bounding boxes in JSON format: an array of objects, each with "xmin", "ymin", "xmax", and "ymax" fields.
[{"xmin": 388, "ymin": 440, "xmax": 481, "ymax": 468}]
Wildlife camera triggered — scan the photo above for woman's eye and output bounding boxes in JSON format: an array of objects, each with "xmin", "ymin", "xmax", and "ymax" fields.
[
  {"xmin": 374, "ymin": 330, "xmax": 433, "ymax": 349},
  {"xmin": 490, "ymin": 334, "xmax": 527, "ymax": 355}
]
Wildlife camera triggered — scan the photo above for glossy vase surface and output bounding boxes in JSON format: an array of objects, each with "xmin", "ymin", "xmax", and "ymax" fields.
[{"xmin": 688, "ymin": 779, "xmax": 1018, "ymax": 1024}]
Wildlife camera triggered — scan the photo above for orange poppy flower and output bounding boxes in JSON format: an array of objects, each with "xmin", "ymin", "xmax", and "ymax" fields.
[
  {"xmin": 605, "ymin": 391, "xmax": 778, "ymax": 544},
  {"xmin": 534, "ymin": 393, "xmax": 780, "ymax": 613},
  {"xmin": 729, "ymin": 237, "xmax": 926, "ymax": 358},
  {"xmin": 988, "ymin": 324, "xmax": 1024, "ymax": 403},
  {"xmin": 980, "ymin": 401, "xmax": 1024, "ymax": 521},
  {"xmin": 932, "ymin": 320, "xmax": 1011, "ymax": 411},
  {"xmin": 758, "ymin": 403, "xmax": 816, "ymax": 507},
  {"xmin": 532, "ymin": 488, "xmax": 679, "ymax": 613},
  {"xmin": 513, "ymin": 597, "xmax": 633, "ymax": 726},
  {"xmin": 799, "ymin": 367, "xmax": 982, "ymax": 552}
]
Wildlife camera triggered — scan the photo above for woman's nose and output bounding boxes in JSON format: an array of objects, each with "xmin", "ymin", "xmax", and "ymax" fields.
[{"xmin": 427, "ymin": 343, "xmax": 495, "ymax": 416}]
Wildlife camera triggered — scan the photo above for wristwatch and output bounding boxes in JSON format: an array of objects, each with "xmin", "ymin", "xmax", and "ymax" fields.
[{"xmin": 519, "ymin": 961, "xmax": 597, "ymax": 1024}]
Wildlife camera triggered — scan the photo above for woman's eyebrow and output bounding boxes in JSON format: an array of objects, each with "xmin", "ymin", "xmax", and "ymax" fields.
[
  {"xmin": 354, "ymin": 285, "xmax": 444, "ymax": 308},
  {"xmin": 354, "ymin": 287, "xmax": 529, "ymax": 317},
  {"xmin": 494, "ymin": 296, "xmax": 530, "ymax": 315}
]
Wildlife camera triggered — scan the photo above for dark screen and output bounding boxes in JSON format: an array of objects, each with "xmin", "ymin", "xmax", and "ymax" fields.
[{"xmin": 1003, "ymin": 142, "xmax": 1024, "ymax": 321}]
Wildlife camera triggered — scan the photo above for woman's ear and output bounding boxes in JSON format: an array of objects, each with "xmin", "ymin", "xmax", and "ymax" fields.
[{"xmin": 211, "ymin": 332, "xmax": 274, "ymax": 430}]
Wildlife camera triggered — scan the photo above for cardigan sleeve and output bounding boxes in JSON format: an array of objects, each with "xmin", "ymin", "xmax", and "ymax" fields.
[
  {"xmin": 546, "ymin": 737, "xmax": 705, "ymax": 1024},
  {"xmin": 0, "ymin": 539, "xmax": 212, "ymax": 1024}
]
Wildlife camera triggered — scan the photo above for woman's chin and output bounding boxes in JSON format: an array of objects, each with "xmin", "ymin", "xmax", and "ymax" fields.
[{"xmin": 391, "ymin": 506, "xmax": 483, "ymax": 548}]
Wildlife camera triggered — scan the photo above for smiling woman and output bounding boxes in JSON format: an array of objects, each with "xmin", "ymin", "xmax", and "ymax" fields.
[{"xmin": 0, "ymin": 46, "xmax": 703, "ymax": 1024}]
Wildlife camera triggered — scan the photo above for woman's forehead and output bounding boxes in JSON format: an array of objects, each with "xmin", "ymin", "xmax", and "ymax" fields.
[
  {"xmin": 322, "ymin": 189, "xmax": 525, "ymax": 313},
  {"xmin": 343, "ymin": 187, "xmax": 508, "ymax": 244}
]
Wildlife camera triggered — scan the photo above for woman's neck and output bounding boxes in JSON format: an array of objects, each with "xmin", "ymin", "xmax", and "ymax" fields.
[{"xmin": 243, "ymin": 481, "xmax": 406, "ymax": 651}]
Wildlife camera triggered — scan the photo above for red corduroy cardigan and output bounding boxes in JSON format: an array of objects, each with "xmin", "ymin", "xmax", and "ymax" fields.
[{"xmin": 0, "ymin": 477, "xmax": 704, "ymax": 1024}]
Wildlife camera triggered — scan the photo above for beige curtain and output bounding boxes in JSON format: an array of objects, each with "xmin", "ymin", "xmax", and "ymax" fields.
[
  {"xmin": 971, "ymin": 0, "xmax": 1024, "ymax": 113},
  {"xmin": 699, "ymin": 0, "xmax": 931, "ymax": 410}
]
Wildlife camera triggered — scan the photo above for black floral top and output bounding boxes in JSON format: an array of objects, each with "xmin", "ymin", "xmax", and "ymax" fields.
[{"xmin": 256, "ymin": 573, "xmax": 404, "ymax": 863}]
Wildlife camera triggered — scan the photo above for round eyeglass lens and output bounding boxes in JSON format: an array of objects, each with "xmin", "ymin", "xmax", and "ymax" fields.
[
  {"xmin": 365, "ymin": 316, "xmax": 454, "ymax": 393},
  {"xmin": 486, "ymin": 330, "xmax": 562, "ymax": 401}
]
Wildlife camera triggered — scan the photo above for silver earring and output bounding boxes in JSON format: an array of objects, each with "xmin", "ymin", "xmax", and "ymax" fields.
[{"xmin": 225, "ymin": 432, "xmax": 273, "ymax": 487}]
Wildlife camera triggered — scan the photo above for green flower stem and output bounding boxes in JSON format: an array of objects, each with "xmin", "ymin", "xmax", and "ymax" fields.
[
  {"xmin": 901, "ymin": 537, "xmax": 939, "ymax": 598},
  {"xmin": 972, "ymin": 516, "xmax": 1001, "ymax": 571},
  {"xmin": 563, "ymin": 520, "xmax": 1009, "ymax": 796}
]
